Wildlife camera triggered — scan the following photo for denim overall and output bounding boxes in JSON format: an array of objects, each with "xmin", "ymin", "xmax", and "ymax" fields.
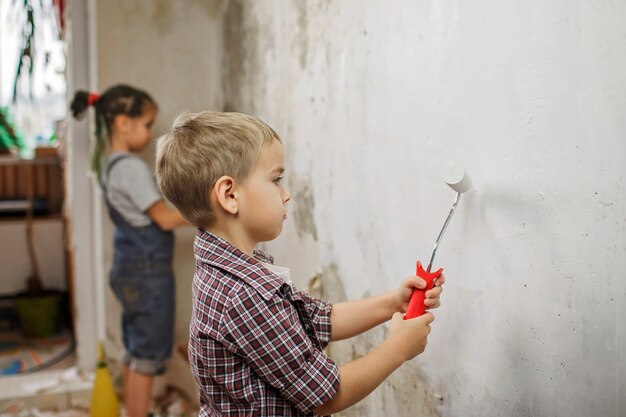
[{"xmin": 103, "ymin": 155, "xmax": 175, "ymax": 375}]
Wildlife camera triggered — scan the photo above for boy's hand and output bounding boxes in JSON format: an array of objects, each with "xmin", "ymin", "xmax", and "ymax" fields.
[
  {"xmin": 395, "ymin": 274, "xmax": 445, "ymax": 313},
  {"xmin": 388, "ymin": 312, "xmax": 434, "ymax": 361}
]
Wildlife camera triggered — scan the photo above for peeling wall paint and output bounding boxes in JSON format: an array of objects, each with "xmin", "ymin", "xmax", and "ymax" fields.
[
  {"xmin": 291, "ymin": 179, "xmax": 318, "ymax": 240},
  {"xmin": 221, "ymin": 1, "xmax": 626, "ymax": 416},
  {"xmin": 223, "ymin": 0, "xmax": 256, "ymax": 112}
]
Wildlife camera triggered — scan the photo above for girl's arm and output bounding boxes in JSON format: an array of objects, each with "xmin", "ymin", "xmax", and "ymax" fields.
[
  {"xmin": 330, "ymin": 275, "xmax": 443, "ymax": 341},
  {"xmin": 146, "ymin": 200, "xmax": 188, "ymax": 230}
]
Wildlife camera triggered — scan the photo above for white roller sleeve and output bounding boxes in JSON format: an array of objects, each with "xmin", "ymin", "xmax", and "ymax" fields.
[{"xmin": 441, "ymin": 162, "xmax": 472, "ymax": 193}]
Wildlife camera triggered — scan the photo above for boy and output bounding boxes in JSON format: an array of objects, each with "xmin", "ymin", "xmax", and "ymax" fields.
[{"xmin": 155, "ymin": 111, "xmax": 443, "ymax": 416}]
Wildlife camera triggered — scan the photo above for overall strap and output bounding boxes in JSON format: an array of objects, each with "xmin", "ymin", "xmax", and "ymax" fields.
[{"xmin": 100, "ymin": 153, "xmax": 131, "ymax": 192}]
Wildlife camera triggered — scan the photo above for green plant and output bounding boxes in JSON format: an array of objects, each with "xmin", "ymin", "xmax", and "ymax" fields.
[
  {"xmin": 0, "ymin": 107, "xmax": 26, "ymax": 152},
  {"xmin": 12, "ymin": 0, "xmax": 36, "ymax": 103}
]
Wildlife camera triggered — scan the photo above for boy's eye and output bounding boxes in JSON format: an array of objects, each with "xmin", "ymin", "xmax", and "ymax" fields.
[{"xmin": 273, "ymin": 176, "xmax": 284, "ymax": 185}]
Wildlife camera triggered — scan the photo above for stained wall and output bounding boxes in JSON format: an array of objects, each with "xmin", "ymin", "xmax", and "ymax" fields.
[
  {"xmin": 223, "ymin": 2, "xmax": 626, "ymax": 416},
  {"xmin": 95, "ymin": 1, "xmax": 626, "ymax": 415}
]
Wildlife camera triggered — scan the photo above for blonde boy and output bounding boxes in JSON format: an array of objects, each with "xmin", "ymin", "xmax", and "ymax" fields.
[{"xmin": 155, "ymin": 111, "xmax": 443, "ymax": 416}]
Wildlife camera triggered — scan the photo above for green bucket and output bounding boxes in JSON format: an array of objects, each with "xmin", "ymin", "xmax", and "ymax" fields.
[{"xmin": 14, "ymin": 292, "xmax": 62, "ymax": 337}]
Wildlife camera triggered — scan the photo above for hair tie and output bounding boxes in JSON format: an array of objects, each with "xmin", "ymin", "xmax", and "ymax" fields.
[{"xmin": 87, "ymin": 93, "xmax": 101, "ymax": 106}]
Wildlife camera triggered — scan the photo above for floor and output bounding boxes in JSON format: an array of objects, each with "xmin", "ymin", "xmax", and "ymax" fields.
[
  {"xmin": 0, "ymin": 361, "xmax": 92, "ymax": 414},
  {"xmin": 0, "ymin": 296, "xmax": 197, "ymax": 416},
  {"xmin": 0, "ymin": 350, "xmax": 198, "ymax": 416}
]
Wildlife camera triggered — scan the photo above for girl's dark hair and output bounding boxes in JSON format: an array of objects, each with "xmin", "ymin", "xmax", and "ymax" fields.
[{"xmin": 70, "ymin": 84, "xmax": 157, "ymax": 175}]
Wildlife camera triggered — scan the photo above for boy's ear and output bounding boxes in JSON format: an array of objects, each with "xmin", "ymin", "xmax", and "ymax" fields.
[{"xmin": 212, "ymin": 176, "xmax": 238, "ymax": 215}]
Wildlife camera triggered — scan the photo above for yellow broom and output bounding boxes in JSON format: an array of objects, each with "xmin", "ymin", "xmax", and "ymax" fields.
[{"xmin": 90, "ymin": 341, "xmax": 119, "ymax": 417}]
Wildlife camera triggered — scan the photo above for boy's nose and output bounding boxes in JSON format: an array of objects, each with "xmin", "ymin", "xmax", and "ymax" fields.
[{"xmin": 283, "ymin": 190, "xmax": 291, "ymax": 203}]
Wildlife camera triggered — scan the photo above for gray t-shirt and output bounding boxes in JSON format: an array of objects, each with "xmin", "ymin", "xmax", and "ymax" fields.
[{"xmin": 102, "ymin": 152, "xmax": 162, "ymax": 227}]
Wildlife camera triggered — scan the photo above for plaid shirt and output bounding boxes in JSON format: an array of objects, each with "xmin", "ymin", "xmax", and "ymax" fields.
[{"xmin": 189, "ymin": 230, "xmax": 340, "ymax": 416}]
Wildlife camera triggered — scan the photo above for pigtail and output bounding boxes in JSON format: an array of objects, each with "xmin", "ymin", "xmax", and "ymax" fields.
[
  {"xmin": 70, "ymin": 89, "xmax": 106, "ymax": 176},
  {"xmin": 70, "ymin": 90, "xmax": 90, "ymax": 119},
  {"xmin": 91, "ymin": 114, "xmax": 107, "ymax": 176}
]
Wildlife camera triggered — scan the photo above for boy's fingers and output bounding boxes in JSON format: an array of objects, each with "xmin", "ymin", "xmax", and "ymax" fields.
[
  {"xmin": 426, "ymin": 286, "xmax": 442, "ymax": 299},
  {"xmin": 408, "ymin": 276, "xmax": 426, "ymax": 289},
  {"xmin": 426, "ymin": 299, "xmax": 440, "ymax": 308},
  {"xmin": 419, "ymin": 312, "xmax": 435, "ymax": 325},
  {"xmin": 434, "ymin": 273, "xmax": 446, "ymax": 286},
  {"xmin": 403, "ymin": 311, "xmax": 435, "ymax": 324}
]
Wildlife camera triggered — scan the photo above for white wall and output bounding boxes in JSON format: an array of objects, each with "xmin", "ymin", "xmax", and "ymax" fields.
[
  {"xmin": 223, "ymin": 1, "xmax": 626, "ymax": 416},
  {"xmin": 0, "ymin": 219, "xmax": 66, "ymax": 295},
  {"xmin": 95, "ymin": 0, "xmax": 224, "ymax": 398},
  {"xmin": 97, "ymin": 0, "xmax": 224, "ymax": 346}
]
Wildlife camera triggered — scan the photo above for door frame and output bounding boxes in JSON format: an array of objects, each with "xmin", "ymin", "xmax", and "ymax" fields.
[{"xmin": 66, "ymin": 0, "xmax": 103, "ymax": 371}]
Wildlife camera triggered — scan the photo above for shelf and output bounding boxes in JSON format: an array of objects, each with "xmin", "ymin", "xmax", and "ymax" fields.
[
  {"xmin": 0, "ymin": 153, "xmax": 61, "ymax": 167},
  {"xmin": 0, "ymin": 154, "xmax": 64, "ymax": 216},
  {"xmin": 0, "ymin": 214, "xmax": 64, "ymax": 224}
]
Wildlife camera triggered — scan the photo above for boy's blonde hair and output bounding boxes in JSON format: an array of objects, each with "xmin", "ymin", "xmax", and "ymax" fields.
[{"xmin": 155, "ymin": 111, "xmax": 281, "ymax": 227}]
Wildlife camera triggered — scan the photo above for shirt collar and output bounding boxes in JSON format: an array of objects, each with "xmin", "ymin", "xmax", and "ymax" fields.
[{"xmin": 194, "ymin": 228, "xmax": 284, "ymax": 301}]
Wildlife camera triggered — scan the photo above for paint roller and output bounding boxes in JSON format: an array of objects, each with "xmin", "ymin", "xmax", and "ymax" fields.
[{"xmin": 404, "ymin": 162, "xmax": 472, "ymax": 319}]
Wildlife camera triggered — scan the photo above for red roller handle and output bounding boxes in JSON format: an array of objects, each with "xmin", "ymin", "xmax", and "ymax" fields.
[{"xmin": 404, "ymin": 261, "xmax": 443, "ymax": 319}]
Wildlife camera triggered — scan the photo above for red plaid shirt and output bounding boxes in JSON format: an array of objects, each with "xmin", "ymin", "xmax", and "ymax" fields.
[{"xmin": 189, "ymin": 230, "xmax": 340, "ymax": 416}]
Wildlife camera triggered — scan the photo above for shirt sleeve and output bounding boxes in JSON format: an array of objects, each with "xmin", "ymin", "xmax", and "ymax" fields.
[
  {"xmin": 220, "ymin": 288, "xmax": 339, "ymax": 413},
  {"xmin": 110, "ymin": 157, "xmax": 162, "ymax": 213},
  {"xmin": 292, "ymin": 287, "xmax": 333, "ymax": 347}
]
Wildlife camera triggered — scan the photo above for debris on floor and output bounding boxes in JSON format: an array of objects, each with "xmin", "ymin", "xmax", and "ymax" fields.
[
  {"xmin": 152, "ymin": 384, "xmax": 197, "ymax": 416},
  {"xmin": 0, "ymin": 401, "xmax": 89, "ymax": 417}
]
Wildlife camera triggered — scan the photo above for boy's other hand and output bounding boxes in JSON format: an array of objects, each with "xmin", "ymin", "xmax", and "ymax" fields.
[
  {"xmin": 395, "ymin": 274, "xmax": 445, "ymax": 313},
  {"xmin": 388, "ymin": 312, "xmax": 434, "ymax": 361}
]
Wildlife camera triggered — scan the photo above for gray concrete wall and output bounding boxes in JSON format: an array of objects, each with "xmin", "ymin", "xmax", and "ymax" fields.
[{"xmin": 224, "ymin": 1, "xmax": 626, "ymax": 416}]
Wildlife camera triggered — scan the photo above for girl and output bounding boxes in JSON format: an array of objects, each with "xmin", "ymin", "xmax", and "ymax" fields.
[{"xmin": 71, "ymin": 85, "xmax": 187, "ymax": 417}]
